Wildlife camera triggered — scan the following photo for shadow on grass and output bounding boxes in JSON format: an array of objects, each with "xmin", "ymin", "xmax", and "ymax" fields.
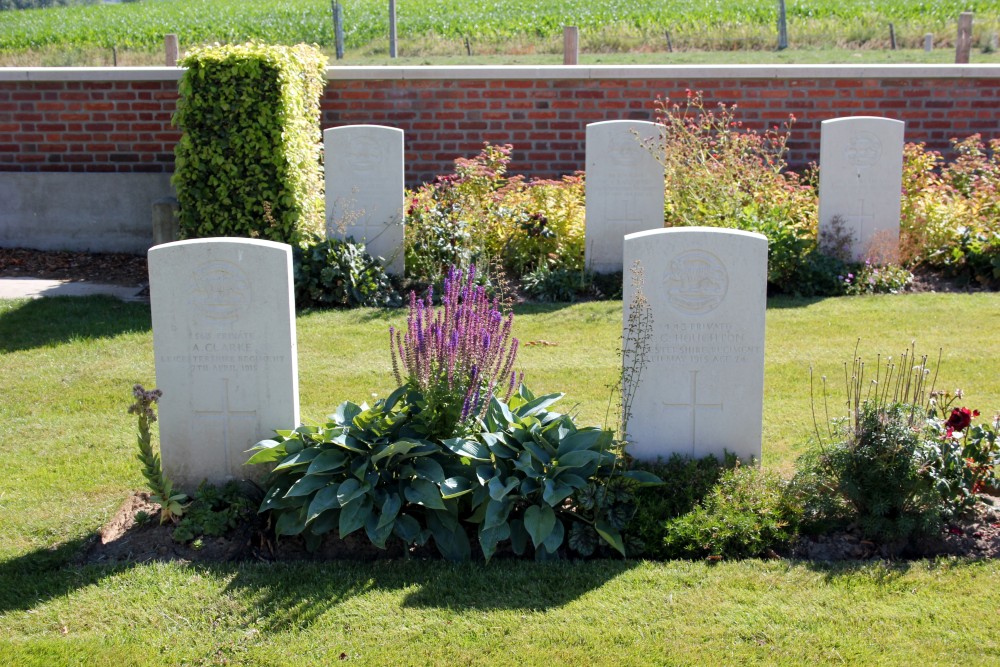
[
  {"xmin": 217, "ymin": 558, "xmax": 638, "ymax": 630},
  {"xmin": 766, "ymin": 295, "xmax": 833, "ymax": 310},
  {"xmin": 0, "ymin": 537, "xmax": 100, "ymax": 614},
  {"xmin": 0, "ymin": 296, "xmax": 151, "ymax": 353},
  {"xmin": 801, "ymin": 558, "xmax": 915, "ymax": 584},
  {"xmin": 0, "ymin": 539, "xmax": 636, "ymax": 630}
]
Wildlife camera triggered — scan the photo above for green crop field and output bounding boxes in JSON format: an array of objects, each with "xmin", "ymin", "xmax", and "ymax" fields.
[{"xmin": 1, "ymin": 0, "xmax": 999, "ymax": 63}]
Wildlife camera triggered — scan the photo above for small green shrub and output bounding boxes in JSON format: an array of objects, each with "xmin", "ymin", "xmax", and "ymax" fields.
[
  {"xmin": 840, "ymin": 260, "xmax": 914, "ymax": 295},
  {"xmin": 792, "ymin": 344, "xmax": 999, "ymax": 547},
  {"xmin": 662, "ymin": 464, "xmax": 802, "ymax": 560},
  {"xmin": 404, "ymin": 144, "xmax": 585, "ymax": 285},
  {"xmin": 650, "ymin": 90, "xmax": 821, "ymax": 294},
  {"xmin": 796, "ymin": 402, "xmax": 942, "ymax": 543},
  {"xmin": 625, "ymin": 454, "xmax": 729, "ymax": 559},
  {"xmin": 293, "ymin": 234, "xmax": 401, "ymax": 309},
  {"xmin": 901, "ymin": 137, "xmax": 1000, "ymax": 288},
  {"xmin": 520, "ymin": 266, "xmax": 592, "ymax": 302},
  {"xmin": 171, "ymin": 482, "xmax": 257, "ymax": 544},
  {"xmin": 172, "ymin": 43, "xmax": 327, "ymax": 245}
]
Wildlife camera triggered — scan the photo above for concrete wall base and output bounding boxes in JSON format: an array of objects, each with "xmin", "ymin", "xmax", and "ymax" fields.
[{"xmin": 0, "ymin": 172, "xmax": 173, "ymax": 254}]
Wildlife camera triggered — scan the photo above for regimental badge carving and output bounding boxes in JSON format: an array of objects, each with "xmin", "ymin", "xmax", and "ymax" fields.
[
  {"xmin": 845, "ymin": 131, "xmax": 882, "ymax": 167},
  {"xmin": 608, "ymin": 132, "xmax": 641, "ymax": 167},
  {"xmin": 664, "ymin": 250, "xmax": 729, "ymax": 314},
  {"xmin": 190, "ymin": 261, "xmax": 251, "ymax": 322},
  {"xmin": 346, "ymin": 135, "xmax": 386, "ymax": 173}
]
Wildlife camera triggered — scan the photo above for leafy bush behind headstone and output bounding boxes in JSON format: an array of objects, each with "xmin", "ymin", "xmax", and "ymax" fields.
[{"xmin": 172, "ymin": 43, "xmax": 326, "ymax": 245}]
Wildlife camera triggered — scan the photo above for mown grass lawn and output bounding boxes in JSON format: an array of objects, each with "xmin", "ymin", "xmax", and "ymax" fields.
[{"xmin": 1, "ymin": 292, "xmax": 999, "ymax": 665}]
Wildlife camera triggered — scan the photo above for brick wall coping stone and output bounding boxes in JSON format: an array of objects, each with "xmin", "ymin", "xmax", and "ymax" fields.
[{"xmin": 1, "ymin": 64, "xmax": 998, "ymax": 83}]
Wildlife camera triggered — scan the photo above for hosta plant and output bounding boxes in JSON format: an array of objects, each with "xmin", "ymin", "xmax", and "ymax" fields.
[{"xmin": 249, "ymin": 384, "xmax": 660, "ymax": 561}]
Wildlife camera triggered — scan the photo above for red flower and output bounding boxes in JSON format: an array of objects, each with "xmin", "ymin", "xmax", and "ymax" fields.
[{"xmin": 946, "ymin": 407, "xmax": 974, "ymax": 432}]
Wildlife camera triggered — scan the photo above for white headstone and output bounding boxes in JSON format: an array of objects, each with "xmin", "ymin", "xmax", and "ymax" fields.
[
  {"xmin": 623, "ymin": 227, "xmax": 767, "ymax": 463},
  {"xmin": 818, "ymin": 116, "xmax": 905, "ymax": 262},
  {"xmin": 585, "ymin": 120, "xmax": 665, "ymax": 274},
  {"xmin": 324, "ymin": 125, "xmax": 405, "ymax": 274},
  {"xmin": 148, "ymin": 238, "xmax": 300, "ymax": 489}
]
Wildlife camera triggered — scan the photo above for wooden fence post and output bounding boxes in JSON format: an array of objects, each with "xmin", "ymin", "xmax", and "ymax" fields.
[
  {"xmin": 956, "ymin": 12, "xmax": 974, "ymax": 63},
  {"xmin": 165, "ymin": 34, "xmax": 179, "ymax": 66},
  {"xmin": 564, "ymin": 26, "xmax": 579, "ymax": 65}
]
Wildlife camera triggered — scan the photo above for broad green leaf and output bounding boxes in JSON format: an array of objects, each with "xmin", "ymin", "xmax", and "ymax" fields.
[
  {"xmin": 523, "ymin": 440, "xmax": 552, "ymax": 465},
  {"xmin": 338, "ymin": 496, "xmax": 373, "ymax": 538},
  {"xmin": 306, "ymin": 485, "xmax": 342, "ymax": 522},
  {"xmin": 555, "ymin": 449, "xmax": 601, "ymax": 469},
  {"xmin": 478, "ymin": 522, "xmax": 511, "ymax": 562},
  {"xmin": 371, "ymin": 438, "xmax": 425, "ymax": 465},
  {"xmin": 556, "ymin": 429, "xmax": 611, "ymax": 456},
  {"xmin": 513, "ymin": 451, "xmax": 542, "ymax": 479},
  {"xmin": 272, "ymin": 447, "xmax": 320, "ymax": 472},
  {"xmin": 310, "ymin": 508, "xmax": 340, "ymax": 535},
  {"xmin": 488, "ymin": 476, "xmax": 519, "ymax": 501},
  {"xmin": 284, "ymin": 474, "xmax": 333, "ymax": 498},
  {"xmin": 377, "ymin": 493, "xmax": 402, "ymax": 530},
  {"xmin": 484, "ymin": 498, "xmax": 512, "ymax": 530},
  {"xmin": 489, "ymin": 396, "xmax": 515, "ymax": 427},
  {"xmin": 365, "ymin": 510, "xmax": 394, "ymax": 548},
  {"xmin": 622, "ymin": 470, "xmax": 665, "ymax": 486},
  {"xmin": 350, "ymin": 456, "xmax": 369, "ymax": 481},
  {"xmin": 383, "ymin": 384, "xmax": 408, "ymax": 411},
  {"xmin": 332, "ymin": 401, "xmax": 363, "ymax": 426},
  {"xmin": 427, "ymin": 511, "xmax": 471, "ymax": 562},
  {"xmin": 441, "ymin": 437, "xmax": 491, "ymax": 461},
  {"xmin": 509, "ymin": 518, "xmax": 529, "ymax": 556},
  {"xmin": 413, "ymin": 457, "xmax": 446, "ymax": 484},
  {"xmin": 405, "ymin": 478, "xmax": 446, "ymax": 510},
  {"xmin": 595, "ymin": 519, "xmax": 627, "ymax": 557},
  {"xmin": 513, "ymin": 392, "xmax": 564, "ymax": 418},
  {"xmin": 475, "ymin": 464, "xmax": 495, "ymax": 486},
  {"xmin": 306, "ymin": 449, "xmax": 348, "ymax": 474},
  {"xmin": 481, "ymin": 432, "xmax": 517, "ymax": 459},
  {"xmin": 274, "ymin": 508, "xmax": 307, "ymax": 537},
  {"xmin": 393, "ymin": 514, "xmax": 422, "ymax": 544},
  {"xmin": 245, "ymin": 439, "xmax": 287, "ymax": 464},
  {"xmin": 542, "ymin": 479, "xmax": 574, "ymax": 507},
  {"xmin": 523, "ymin": 504, "xmax": 556, "ymax": 548},
  {"xmin": 554, "ymin": 472, "xmax": 589, "ymax": 489},
  {"xmin": 335, "ymin": 435, "xmax": 366, "ymax": 454},
  {"xmin": 336, "ymin": 478, "xmax": 370, "ymax": 506},
  {"xmin": 541, "ymin": 518, "xmax": 565, "ymax": 553},
  {"xmin": 441, "ymin": 476, "xmax": 474, "ymax": 499}
]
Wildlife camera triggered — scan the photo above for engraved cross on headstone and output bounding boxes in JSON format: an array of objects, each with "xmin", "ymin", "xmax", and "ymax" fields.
[
  {"xmin": 606, "ymin": 193, "xmax": 645, "ymax": 229},
  {"xmin": 192, "ymin": 377, "xmax": 257, "ymax": 476},
  {"xmin": 662, "ymin": 370, "xmax": 723, "ymax": 456},
  {"xmin": 844, "ymin": 197, "xmax": 874, "ymax": 247}
]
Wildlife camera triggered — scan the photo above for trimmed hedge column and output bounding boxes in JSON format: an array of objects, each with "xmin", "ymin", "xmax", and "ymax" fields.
[{"xmin": 172, "ymin": 43, "xmax": 327, "ymax": 244}]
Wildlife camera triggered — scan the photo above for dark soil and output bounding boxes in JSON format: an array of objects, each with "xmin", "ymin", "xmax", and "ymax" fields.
[
  {"xmin": 80, "ymin": 490, "xmax": 1000, "ymax": 566},
  {"xmin": 0, "ymin": 247, "xmax": 991, "ymax": 295},
  {"xmin": 0, "ymin": 247, "xmax": 148, "ymax": 286}
]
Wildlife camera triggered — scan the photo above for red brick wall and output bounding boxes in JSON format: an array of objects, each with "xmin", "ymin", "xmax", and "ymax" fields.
[
  {"xmin": 0, "ymin": 78, "xmax": 180, "ymax": 173},
  {"xmin": 2, "ymin": 67, "xmax": 998, "ymax": 184}
]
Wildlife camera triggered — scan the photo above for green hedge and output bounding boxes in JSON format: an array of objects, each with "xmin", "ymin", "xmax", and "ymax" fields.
[{"xmin": 172, "ymin": 43, "xmax": 327, "ymax": 245}]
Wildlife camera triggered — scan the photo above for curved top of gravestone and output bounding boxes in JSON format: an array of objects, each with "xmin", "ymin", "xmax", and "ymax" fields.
[
  {"xmin": 624, "ymin": 226, "xmax": 767, "ymax": 244},
  {"xmin": 148, "ymin": 237, "xmax": 292, "ymax": 257},
  {"xmin": 324, "ymin": 124, "xmax": 404, "ymax": 136},
  {"xmin": 820, "ymin": 116, "xmax": 905, "ymax": 128}
]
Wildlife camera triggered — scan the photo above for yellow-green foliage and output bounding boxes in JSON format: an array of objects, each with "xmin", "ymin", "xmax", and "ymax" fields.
[
  {"xmin": 653, "ymin": 91, "xmax": 819, "ymax": 291},
  {"xmin": 172, "ymin": 42, "xmax": 327, "ymax": 245},
  {"xmin": 404, "ymin": 143, "xmax": 585, "ymax": 283},
  {"xmin": 901, "ymin": 136, "xmax": 1000, "ymax": 287}
]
